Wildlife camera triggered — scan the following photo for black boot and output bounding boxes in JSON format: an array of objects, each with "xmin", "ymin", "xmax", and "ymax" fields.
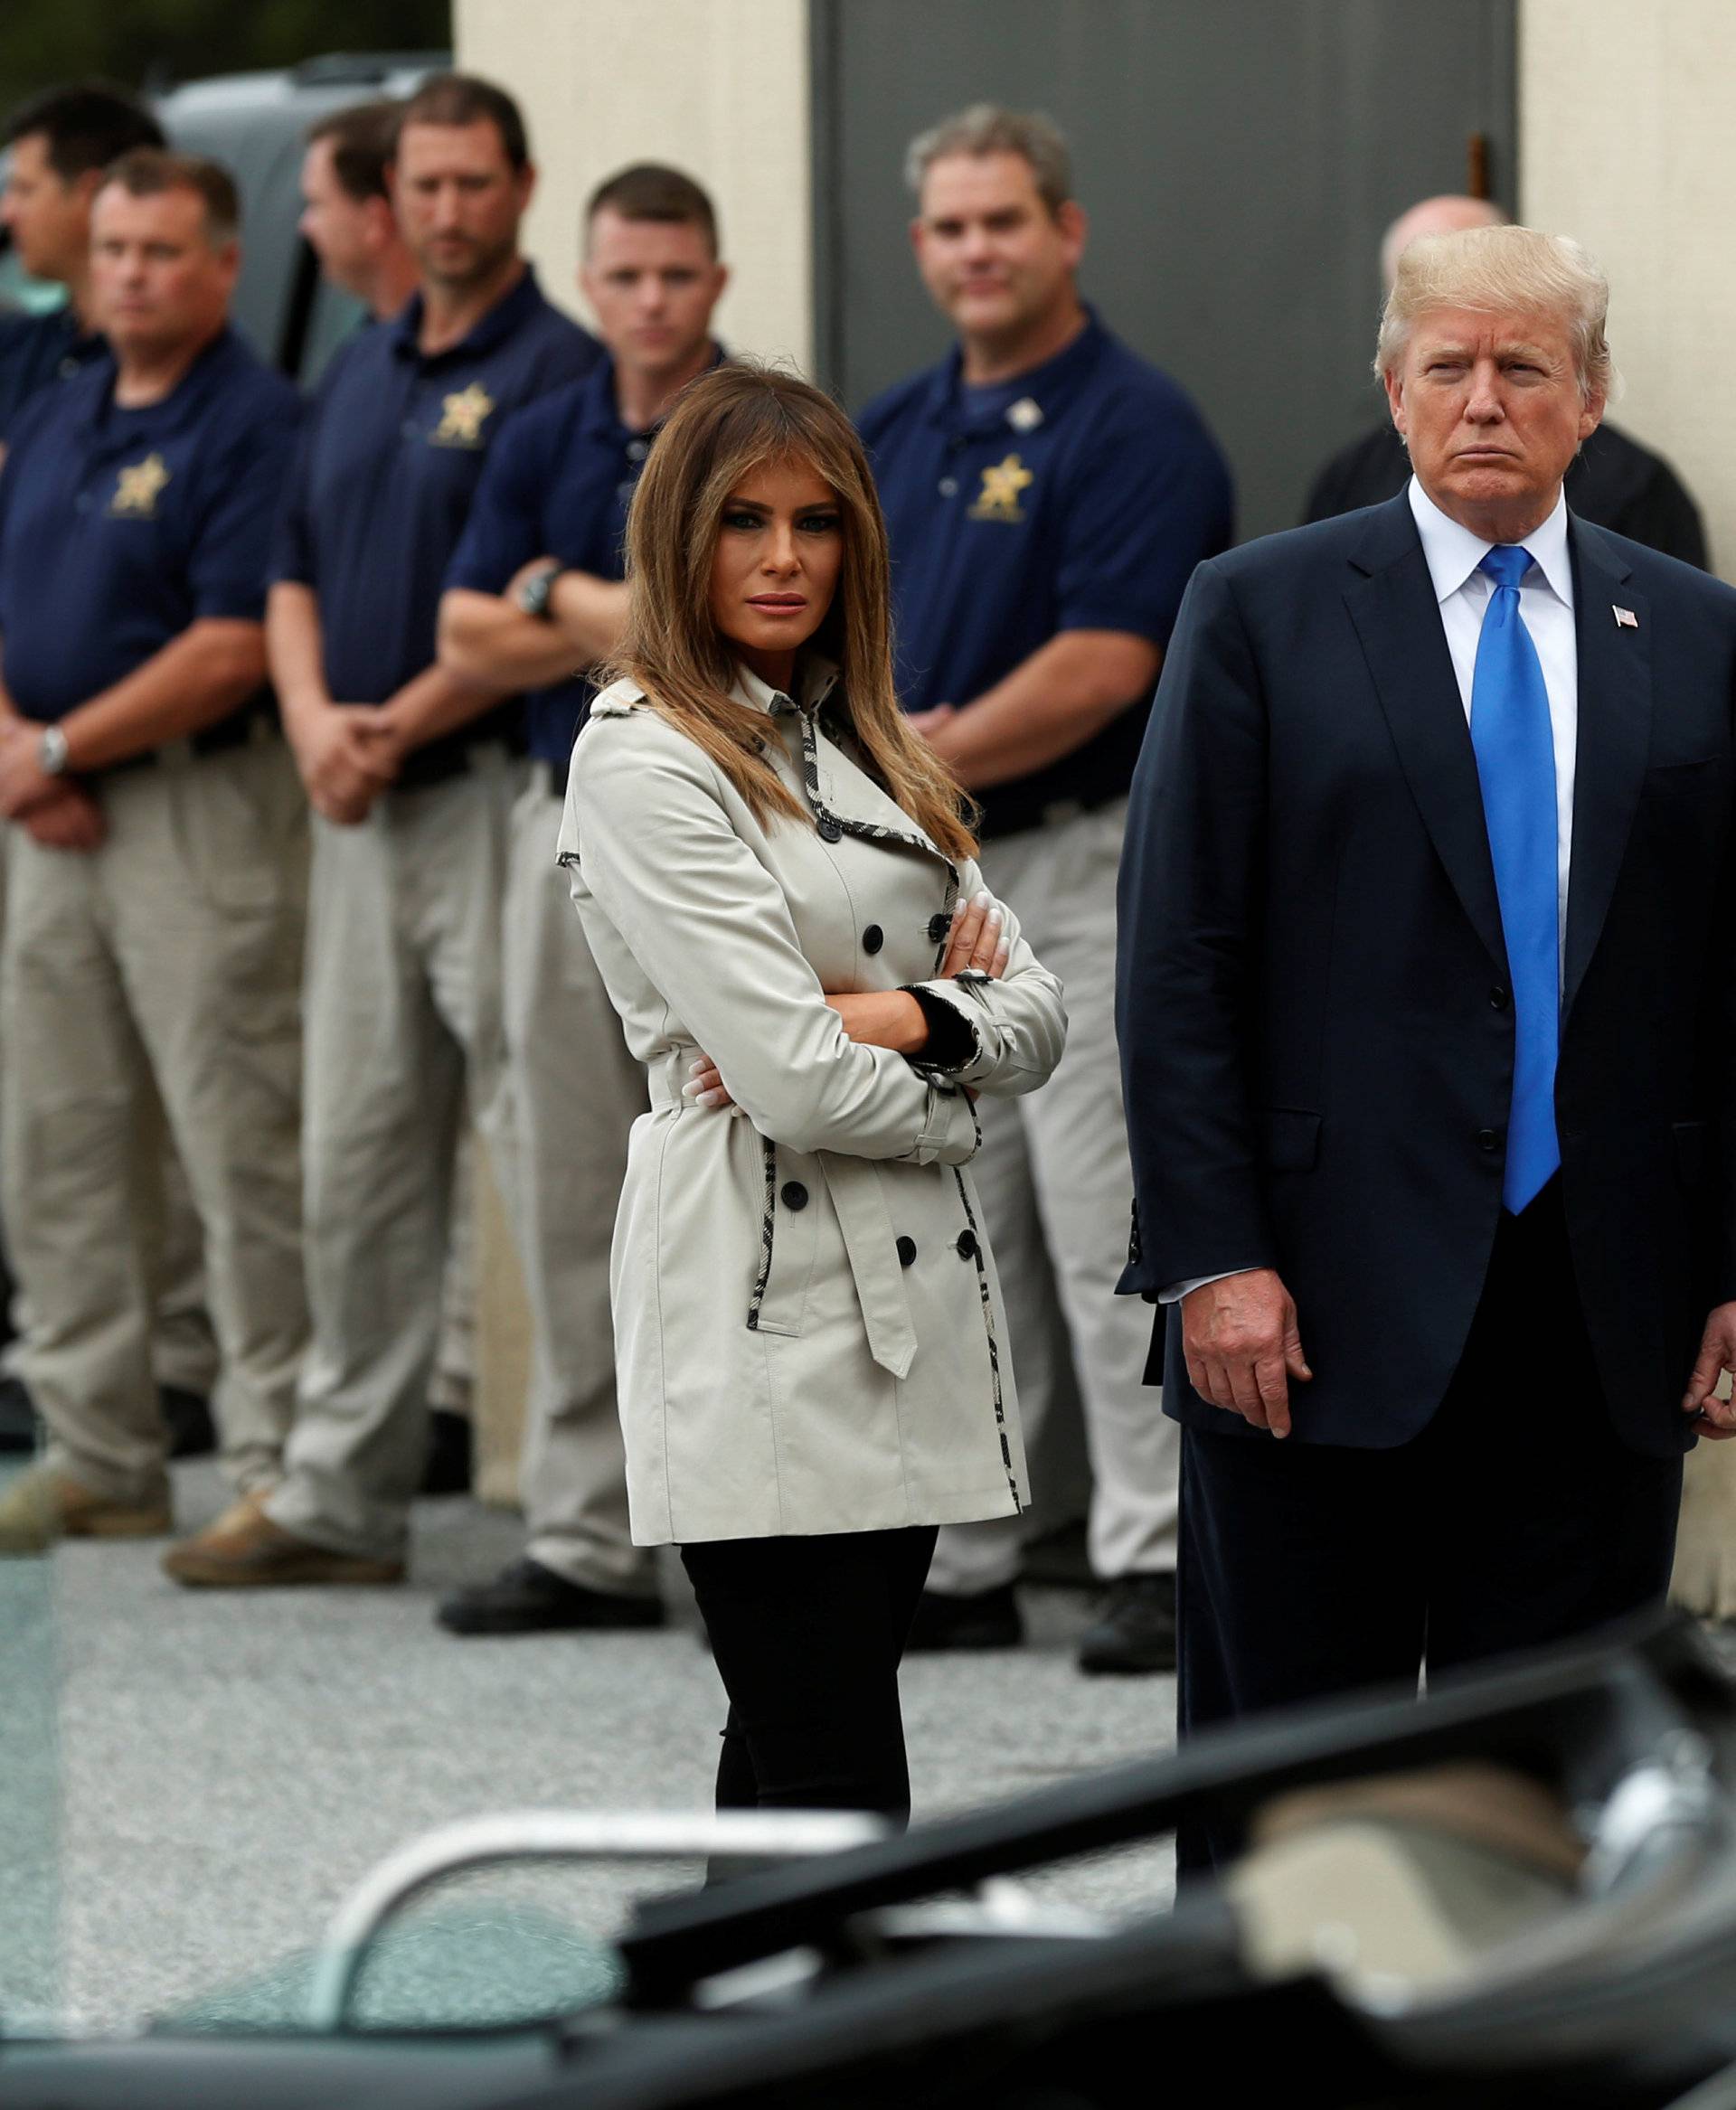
[
  {"xmin": 903, "ymin": 1581, "xmax": 1024, "ymax": 1652},
  {"xmin": 1077, "ymin": 1572, "xmax": 1177, "ymax": 1675}
]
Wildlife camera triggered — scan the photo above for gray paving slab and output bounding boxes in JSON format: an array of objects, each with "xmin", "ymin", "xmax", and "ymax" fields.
[{"xmin": 7, "ymin": 1460, "xmax": 1176, "ymax": 2037}]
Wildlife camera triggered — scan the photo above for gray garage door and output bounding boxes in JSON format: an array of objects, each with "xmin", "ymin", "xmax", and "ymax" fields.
[{"xmin": 811, "ymin": 0, "xmax": 1515, "ymax": 541}]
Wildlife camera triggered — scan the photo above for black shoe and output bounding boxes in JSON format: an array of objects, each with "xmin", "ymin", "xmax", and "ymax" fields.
[
  {"xmin": 903, "ymin": 1581, "xmax": 1024, "ymax": 1653},
  {"xmin": 0, "ymin": 1375, "xmax": 38, "ymax": 1455},
  {"xmin": 160, "ymin": 1386, "xmax": 216, "ymax": 1460},
  {"xmin": 437, "ymin": 1557, "xmax": 666, "ymax": 1636},
  {"xmin": 420, "ymin": 1407, "xmax": 474, "ymax": 1496},
  {"xmin": 1077, "ymin": 1572, "xmax": 1177, "ymax": 1675}
]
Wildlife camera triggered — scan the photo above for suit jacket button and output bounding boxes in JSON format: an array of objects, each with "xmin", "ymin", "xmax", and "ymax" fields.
[
  {"xmin": 896, "ymin": 1235, "xmax": 917, "ymax": 1267},
  {"xmin": 1476, "ymin": 1128, "xmax": 1500, "ymax": 1153},
  {"xmin": 928, "ymin": 912, "xmax": 952, "ymax": 944},
  {"xmin": 956, "ymin": 1229, "xmax": 978, "ymax": 1259},
  {"xmin": 780, "ymin": 1182, "xmax": 808, "ymax": 1210},
  {"xmin": 1489, "ymin": 985, "xmax": 1511, "ymax": 1011},
  {"xmin": 863, "ymin": 924, "xmax": 884, "ymax": 955}
]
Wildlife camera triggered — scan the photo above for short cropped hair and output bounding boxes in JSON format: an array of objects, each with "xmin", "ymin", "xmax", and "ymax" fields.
[
  {"xmin": 1375, "ymin": 223, "xmax": 1615, "ymax": 401},
  {"xmin": 586, "ymin": 162, "xmax": 719, "ymax": 256},
  {"xmin": 904, "ymin": 103, "xmax": 1072, "ymax": 218},
  {"xmin": 395, "ymin": 72, "xmax": 528, "ymax": 173},
  {"xmin": 306, "ymin": 99, "xmax": 401, "ymax": 203},
  {"xmin": 98, "ymin": 147, "xmax": 241, "ymax": 245},
  {"xmin": 2, "ymin": 81, "xmax": 164, "ymax": 183}
]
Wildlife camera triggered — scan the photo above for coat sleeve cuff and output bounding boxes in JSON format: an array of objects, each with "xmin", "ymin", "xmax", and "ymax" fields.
[{"xmin": 911, "ymin": 1078, "xmax": 981, "ymax": 1165}]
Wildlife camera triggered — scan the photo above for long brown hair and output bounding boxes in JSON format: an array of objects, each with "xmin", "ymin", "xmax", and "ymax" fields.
[{"xmin": 611, "ymin": 362, "xmax": 978, "ymax": 861}]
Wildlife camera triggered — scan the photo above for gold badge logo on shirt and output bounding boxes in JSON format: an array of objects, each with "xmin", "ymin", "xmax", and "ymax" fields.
[
  {"xmin": 109, "ymin": 451, "xmax": 170, "ymax": 517},
  {"xmin": 967, "ymin": 452, "xmax": 1033, "ymax": 523},
  {"xmin": 431, "ymin": 381, "xmax": 495, "ymax": 447}
]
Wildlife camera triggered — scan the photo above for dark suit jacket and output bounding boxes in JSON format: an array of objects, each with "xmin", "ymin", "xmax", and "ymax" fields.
[
  {"xmin": 1304, "ymin": 420, "xmax": 1708, "ymax": 570},
  {"xmin": 1117, "ymin": 493, "xmax": 1736, "ymax": 1458}
]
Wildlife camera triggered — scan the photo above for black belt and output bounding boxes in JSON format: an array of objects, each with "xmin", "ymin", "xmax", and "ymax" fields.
[
  {"xmin": 99, "ymin": 702, "xmax": 278, "ymax": 777},
  {"xmin": 394, "ymin": 736, "xmax": 519, "ymax": 792}
]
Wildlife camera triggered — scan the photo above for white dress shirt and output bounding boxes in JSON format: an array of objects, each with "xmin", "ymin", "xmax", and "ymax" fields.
[{"xmin": 1160, "ymin": 474, "xmax": 1579, "ymax": 1307}]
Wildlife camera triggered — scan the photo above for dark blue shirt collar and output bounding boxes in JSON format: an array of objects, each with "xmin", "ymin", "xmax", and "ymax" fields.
[
  {"xmin": 387, "ymin": 263, "xmax": 550, "ymax": 367},
  {"xmin": 90, "ymin": 325, "xmax": 250, "ymax": 444},
  {"xmin": 576, "ymin": 339, "xmax": 728, "ymax": 442},
  {"xmin": 924, "ymin": 306, "xmax": 1109, "ymax": 436}
]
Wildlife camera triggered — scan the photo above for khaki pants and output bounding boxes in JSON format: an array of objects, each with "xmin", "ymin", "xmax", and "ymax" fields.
[
  {"xmin": 505, "ymin": 771, "xmax": 653, "ymax": 1595},
  {"xmin": 269, "ymin": 753, "xmax": 522, "ymax": 1559},
  {"xmin": 0, "ymin": 847, "xmax": 217, "ymax": 1395},
  {"xmin": 0, "ymin": 739, "xmax": 307, "ymax": 1502},
  {"xmin": 926, "ymin": 798, "xmax": 1179, "ymax": 1595}
]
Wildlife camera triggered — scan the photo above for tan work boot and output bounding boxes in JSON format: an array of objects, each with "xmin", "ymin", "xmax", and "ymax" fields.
[
  {"xmin": 162, "ymin": 1500, "xmax": 405, "ymax": 1587},
  {"xmin": 0, "ymin": 1464, "xmax": 173, "ymax": 1557}
]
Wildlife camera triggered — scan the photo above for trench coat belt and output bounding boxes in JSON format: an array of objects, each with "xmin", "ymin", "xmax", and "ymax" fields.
[{"xmin": 646, "ymin": 1054, "xmax": 920, "ymax": 1380}]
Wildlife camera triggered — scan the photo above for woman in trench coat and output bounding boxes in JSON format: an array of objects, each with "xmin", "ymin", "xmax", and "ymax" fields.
[{"xmin": 558, "ymin": 363, "xmax": 1067, "ymax": 1826}]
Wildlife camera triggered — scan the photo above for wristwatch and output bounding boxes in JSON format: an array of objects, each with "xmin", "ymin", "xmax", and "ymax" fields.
[
  {"xmin": 38, "ymin": 724, "xmax": 69, "ymax": 777},
  {"xmin": 515, "ymin": 560, "xmax": 564, "ymax": 621}
]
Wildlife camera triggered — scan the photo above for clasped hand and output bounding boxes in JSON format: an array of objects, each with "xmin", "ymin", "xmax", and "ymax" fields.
[
  {"xmin": 686, "ymin": 888, "xmax": 1010, "ymax": 1111},
  {"xmin": 291, "ymin": 699, "xmax": 411, "ymax": 825},
  {"xmin": 0, "ymin": 719, "xmax": 106, "ymax": 850}
]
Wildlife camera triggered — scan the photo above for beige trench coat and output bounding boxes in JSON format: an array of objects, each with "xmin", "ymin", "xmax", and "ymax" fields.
[{"xmin": 557, "ymin": 663, "xmax": 1067, "ymax": 1544}]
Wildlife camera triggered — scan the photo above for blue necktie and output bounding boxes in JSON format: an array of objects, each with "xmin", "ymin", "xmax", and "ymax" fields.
[{"xmin": 1470, "ymin": 544, "xmax": 1561, "ymax": 1213}]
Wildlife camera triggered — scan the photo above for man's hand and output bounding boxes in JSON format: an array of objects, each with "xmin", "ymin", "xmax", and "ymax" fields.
[
  {"xmin": 21, "ymin": 778, "xmax": 105, "ymax": 851},
  {"xmin": 351, "ymin": 700, "xmax": 417, "ymax": 786},
  {"xmin": 0, "ymin": 719, "xmax": 63, "ymax": 820},
  {"xmin": 1683, "ymin": 1301, "xmax": 1736, "ymax": 1439},
  {"xmin": 288, "ymin": 698, "xmax": 394, "ymax": 825},
  {"xmin": 1181, "ymin": 1267, "xmax": 1312, "ymax": 1437}
]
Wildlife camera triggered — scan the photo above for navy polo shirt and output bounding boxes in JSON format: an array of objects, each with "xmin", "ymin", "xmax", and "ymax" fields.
[
  {"xmin": 444, "ymin": 345, "xmax": 723, "ymax": 772},
  {"xmin": 0, "ymin": 304, "xmax": 105, "ymax": 444},
  {"xmin": 271, "ymin": 267, "xmax": 599, "ymax": 777},
  {"xmin": 0, "ymin": 327, "xmax": 299, "ymax": 723},
  {"xmin": 858, "ymin": 312, "xmax": 1233, "ymax": 837}
]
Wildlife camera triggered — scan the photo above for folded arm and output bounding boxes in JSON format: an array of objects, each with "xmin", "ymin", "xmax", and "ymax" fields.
[{"xmin": 569, "ymin": 714, "xmax": 979, "ymax": 1164}]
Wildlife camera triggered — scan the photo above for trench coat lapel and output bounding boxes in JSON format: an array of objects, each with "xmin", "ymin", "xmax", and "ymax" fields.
[
  {"xmin": 1562, "ymin": 516, "xmax": 1651, "ymax": 1026},
  {"xmin": 1344, "ymin": 495, "xmax": 1508, "ymax": 976}
]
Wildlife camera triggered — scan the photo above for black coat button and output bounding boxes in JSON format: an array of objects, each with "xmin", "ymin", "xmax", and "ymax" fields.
[
  {"xmin": 863, "ymin": 924, "xmax": 884, "ymax": 955},
  {"xmin": 956, "ymin": 1229, "xmax": 978, "ymax": 1259},
  {"xmin": 1476, "ymin": 1128, "xmax": 1500, "ymax": 1153},
  {"xmin": 817, "ymin": 815, "xmax": 843, "ymax": 843},
  {"xmin": 780, "ymin": 1182, "xmax": 808, "ymax": 1210},
  {"xmin": 896, "ymin": 1235, "xmax": 917, "ymax": 1267},
  {"xmin": 928, "ymin": 912, "xmax": 952, "ymax": 944},
  {"xmin": 1489, "ymin": 985, "xmax": 1511, "ymax": 1011}
]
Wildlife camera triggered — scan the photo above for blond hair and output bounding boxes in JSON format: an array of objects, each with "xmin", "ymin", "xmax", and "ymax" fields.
[
  {"xmin": 1375, "ymin": 223, "xmax": 1615, "ymax": 400},
  {"xmin": 611, "ymin": 362, "xmax": 978, "ymax": 862}
]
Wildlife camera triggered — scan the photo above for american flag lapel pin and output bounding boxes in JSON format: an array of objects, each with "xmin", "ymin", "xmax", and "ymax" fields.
[{"xmin": 1613, "ymin": 605, "xmax": 1638, "ymax": 629}]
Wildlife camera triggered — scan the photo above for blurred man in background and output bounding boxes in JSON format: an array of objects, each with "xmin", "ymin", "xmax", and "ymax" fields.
[
  {"xmin": 295, "ymin": 98, "xmax": 418, "ymax": 325},
  {"xmin": 1302, "ymin": 193, "xmax": 1706, "ymax": 563},
  {"xmin": 0, "ymin": 80, "xmax": 219, "ymax": 1461},
  {"xmin": 0, "ymin": 150, "xmax": 306, "ymax": 1552},
  {"xmin": 164, "ymin": 74, "xmax": 600, "ymax": 1589},
  {"xmin": 859, "ymin": 105, "xmax": 1232, "ymax": 1673},
  {"xmin": 434, "ymin": 161, "xmax": 730, "ymax": 1638}
]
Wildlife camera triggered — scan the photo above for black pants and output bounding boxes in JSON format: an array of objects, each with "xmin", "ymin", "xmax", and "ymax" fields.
[
  {"xmin": 1175, "ymin": 1182, "xmax": 1683, "ymax": 1876},
  {"xmin": 681, "ymin": 1524, "xmax": 939, "ymax": 1825}
]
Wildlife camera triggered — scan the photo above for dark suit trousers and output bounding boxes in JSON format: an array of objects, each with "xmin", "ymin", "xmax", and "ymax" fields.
[{"xmin": 1175, "ymin": 1182, "xmax": 1683, "ymax": 1877}]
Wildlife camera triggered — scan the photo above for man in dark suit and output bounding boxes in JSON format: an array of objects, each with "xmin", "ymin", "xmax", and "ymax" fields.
[
  {"xmin": 1117, "ymin": 223, "xmax": 1736, "ymax": 1876},
  {"xmin": 1303, "ymin": 195, "xmax": 1706, "ymax": 567}
]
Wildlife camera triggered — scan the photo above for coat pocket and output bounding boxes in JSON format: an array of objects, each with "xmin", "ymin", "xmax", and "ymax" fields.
[
  {"xmin": 1260, "ymin": 1107, "xmax": 1322, "ymax": 1172},
  {"xmin": 745, "ymin": 1138, "xmax": 824, "ymax": 1337}
]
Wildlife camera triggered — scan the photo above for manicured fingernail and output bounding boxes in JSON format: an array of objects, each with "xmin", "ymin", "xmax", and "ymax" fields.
[
  {"xmin": 986, "ymin": 908, "xmax": 1003, "ymax": 928},
  {"xmin": 974, "ymin": 890, "xmax": 991, "ymax": 908},
  {"xmin": 698, "ymin": 1088, "xmax": 723, "ymax": 1107}
]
